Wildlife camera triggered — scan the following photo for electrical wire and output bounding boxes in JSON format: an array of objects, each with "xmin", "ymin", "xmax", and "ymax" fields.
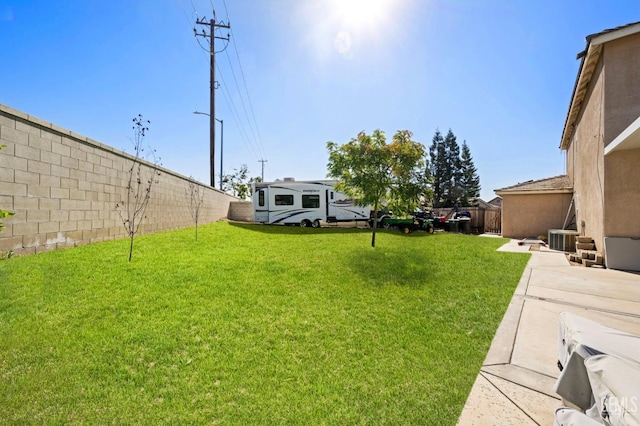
[
  {"xmin": 229, "ymin": 28, "xmax": 265, "ymax": 153},
  {"xmin": 224, "ymin": 49, "xmax": 261, "ymax": 155},
  {"xmin": 215, "ymin": 61, "xmax": 263, "ymax": 160},
  {"xmin": 177, "ymin": 0, "xmax": 266, "ymax": 169},
  {"xmin": 221, "ymin": 0, "xmax": 266, "ymax": 159},
  {"xmin": 177, "ymin": 0, "xmax": 196, "ymax": 32},
  {"xmin": 189, "ymin": 0, "xmax": 199, "ymax": 17},
  {"xmin": 191, "ymin": 38, "xmax": 262, "ymax": 162},
  {"xmin": 224, "ymin": 0, "xmax": 265, "ymax": 155}
]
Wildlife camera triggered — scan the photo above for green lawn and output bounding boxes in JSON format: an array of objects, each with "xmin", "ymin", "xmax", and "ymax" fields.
[{"xmin": 0, "ymin": 222, "xmax": 529, "ymax": 424}]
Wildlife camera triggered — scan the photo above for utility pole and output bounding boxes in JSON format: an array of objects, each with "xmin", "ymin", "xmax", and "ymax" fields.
[
  {"xmin": 216, "ymin": 118, "xmax": 223, "ymax": 190},
  {"xmin": 195, "ymin": 12, "xmax": 230, "ymax": 188},
  {"xmin": 259, "ymin": 159, "xmax": 268, "ymax": 181}
]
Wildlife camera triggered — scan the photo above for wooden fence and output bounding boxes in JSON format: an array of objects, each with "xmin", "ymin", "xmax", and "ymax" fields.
[
  {"xmin": 483, "ymin": 209, "xmax": 502, "ymax": 234},
  {"xmin": 431, "ymin": 206, "xmax": 501, "ymax": 234}
]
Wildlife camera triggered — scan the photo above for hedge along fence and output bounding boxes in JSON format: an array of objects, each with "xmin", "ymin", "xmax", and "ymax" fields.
[{"xmin": 0, "ymin": 103, "xmax": 236, "ymax": 256}]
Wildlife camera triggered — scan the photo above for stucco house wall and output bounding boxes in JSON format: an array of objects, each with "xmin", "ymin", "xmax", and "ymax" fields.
[
  {"xmin": 602, "ymin": 33, "xmax": 640, "ymax": 146},
  {"xmin": 604, "ymin": 150, "xmax": 640, "ymax": 238},
  {"xmin": 565, "ymin": 56, "xmax": 606, "ymax": 250},
  {"xmin": 564, "ymin": 29, "xmax": 640, "ymax": 252},
  {"xmin": 500, "ymin": 192, "xmax": 573, "ymax": 239},
  {"xmin": 497, "ymin": 22, "xmax": 640, "ymax": 265},
  {"xmin": 602, "ymin": 34, "xmax": 640, "ymax": 240}
]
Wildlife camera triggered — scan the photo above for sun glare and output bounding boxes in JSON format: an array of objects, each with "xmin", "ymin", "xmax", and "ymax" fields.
[{"xmin": 332, "ymin": 0, "xmax": 389, "ymax": 29}]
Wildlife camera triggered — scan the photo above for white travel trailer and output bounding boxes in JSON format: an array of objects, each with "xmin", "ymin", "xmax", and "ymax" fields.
[{"xmin": 252, "ymin": 180, "xmax": 370, "ymax": 227}]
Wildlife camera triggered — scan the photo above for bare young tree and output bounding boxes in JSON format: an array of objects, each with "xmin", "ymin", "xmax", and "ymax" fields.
[
  {"xmin": 115, "ymin": 114, "xmax": 161, "ymax": 261},
  {"xmin": 185, "ymin": 176, "xmax": 205, "ymax": 240}
]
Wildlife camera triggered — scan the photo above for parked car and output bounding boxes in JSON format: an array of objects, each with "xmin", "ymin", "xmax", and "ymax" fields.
[
  {"xmin": 413, "ymin": 208, "xmax": 434, "ymax": 220},
  {"xmin": 368, "ymin": 208, "xmax": 393, "ymax": 228}
]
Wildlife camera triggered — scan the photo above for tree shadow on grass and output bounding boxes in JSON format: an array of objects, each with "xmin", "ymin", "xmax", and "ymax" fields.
[
  {"xmin": 227, "ymin": 222, "xmax": 436, "ymax": 287},
  {"xmin": 227, "ymin": 221, "xmax": 437, "ymax": 238},
  {"xmin": 340, "ymin": 245, "xmax": 436, "ymax": 288},
  {"xmin": 228, "ymin": 221, "xmax": 371, "ymax": 235}
]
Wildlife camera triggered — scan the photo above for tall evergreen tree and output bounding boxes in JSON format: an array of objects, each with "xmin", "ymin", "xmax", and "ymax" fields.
[
  {"xmin": 443, "ymin": 129, "xmax": 461, "ymax": 207},
  {"xmin": 460, "ymin": 140, "xmax": 481, "ymax": 206},
  {"xmin": 429, "ymin": 130, "xmax": 446, "ymax": 207}
]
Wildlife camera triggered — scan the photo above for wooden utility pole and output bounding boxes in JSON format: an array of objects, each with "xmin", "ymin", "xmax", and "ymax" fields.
[
  {"xmin": 259, "ymin": 159, "xmax": 268, "ymax": 181},
  {"xmin": 195, "ymin": 12, "xmax": 230, "ymax": 188}
]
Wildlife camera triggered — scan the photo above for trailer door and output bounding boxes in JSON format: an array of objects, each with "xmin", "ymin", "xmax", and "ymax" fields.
[
  {"xmin": 325, "ymin": 190, "xmax": 330, "ymax": 218},
  {"xmin": 254, "ymin": 188, "xmax": 269, "ymax": 222}
]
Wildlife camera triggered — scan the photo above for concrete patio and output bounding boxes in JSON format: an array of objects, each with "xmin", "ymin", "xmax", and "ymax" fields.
[{"xmin": 457, "ymin": 239, "xmax": 640, "ymax": 425}]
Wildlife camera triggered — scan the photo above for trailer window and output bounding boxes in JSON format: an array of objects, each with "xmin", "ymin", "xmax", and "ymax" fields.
[
  {"xmin": 275, "ymin": 194, "xmax": 294, "ymax": 205},
  {"xmin": 302, "ymin": 194, "xmax": 320, "ymax": 208},
  {"xmin": 258, "ymin": 190, "xmax": 265, "ymax": 207}
]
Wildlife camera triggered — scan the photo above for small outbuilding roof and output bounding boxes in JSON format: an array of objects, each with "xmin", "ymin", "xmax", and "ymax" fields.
[
  {"xmin": 487, "ymin": 196, "xmax": 502, "ymax": 207},
  {"xmin": 495, "ymin": 175, "xmax": 572, "ymax": 195},
  {"xmin": 474, "ymin": 198, "xmax": 497, "ymax": 209}
]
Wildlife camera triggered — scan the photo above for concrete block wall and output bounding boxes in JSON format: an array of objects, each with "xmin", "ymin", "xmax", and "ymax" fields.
[
  {"xmin": 0, "ymin": 103, "xmax": 236, "ymax": 256},
  {"xmin": 227, "ymin": 201, "xmax": 254, "ymax": 222}
]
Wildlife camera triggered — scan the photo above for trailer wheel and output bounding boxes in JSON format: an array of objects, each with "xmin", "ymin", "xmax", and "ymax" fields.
[
  {"xmin": 312, "ymin": 219, "xmax": 321, "ymax": 228},
  {"xmin": 300, "ymin": 220, "xmax": 311, "ymax": 228},
  {"xmin": 402, "ymin": 226, "xmax": 412, "ymax": 234},
  {"xmin": 428, "ymin": 226, "xmax": 434, "ymax": 234}
]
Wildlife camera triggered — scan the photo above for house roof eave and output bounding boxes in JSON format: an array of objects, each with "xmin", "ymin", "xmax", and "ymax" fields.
[
  {"xmin": 495, "ymin": 188, "xmax": 573, "ymax": 196},
  {"xmin": 560, "ymin": 43, "xmax": 603, "ymax": 150},
  {"xmin": 560, "ymin": 21, "xmax": 640, "ymax": 151},
  {"xmin": 604, "ymin": 114, "xmax": 640, "ymax": 155}
]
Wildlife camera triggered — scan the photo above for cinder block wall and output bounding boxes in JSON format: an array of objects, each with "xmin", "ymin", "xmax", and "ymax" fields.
[
  {"xmin": 227, "ymin": 201, "xmax": 254, "ymax": 222},
  {"xmin": 0, "ymin": 104, "xmax": 236, "ymax": 256}
]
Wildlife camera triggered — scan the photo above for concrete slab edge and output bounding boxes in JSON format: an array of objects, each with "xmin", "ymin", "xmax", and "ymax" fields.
[
  {"xmin": 482, "ymin": 257, "xmax": 534, "ymax": 365},
  {"xmin": 478, "ymin": 371, "xmax": 539, "ymax": 424},
  {"xmin": 483, "ymin": 296, "xmax": 525, "ymax": 365},
  {"xmin": 481, "ymin": 364, "xmax": 559, "ymax": 398}
]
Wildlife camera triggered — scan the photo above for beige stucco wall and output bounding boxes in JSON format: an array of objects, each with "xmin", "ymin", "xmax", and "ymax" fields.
[
  {"xmin": 601, "ymin": 34, "xmax": 640, "ymax": 240},
  {"xmin": 0, "ymin": 104, "xmax": 236, "ymax": 256},
  {"xmin": 604, "ymin": 149, "xmax": 640, "ymax": 238},
  {"xmin": 500, "ymin": 192, "xmax": 573, "ymax": 239},
  {"xmin": 603, "ymin": 33, "xmax": 640, "ymax": 147},
  {"xmin": 565, "ymin": 56, "xmax": 606, "ymax": 251},
  {"xmin": 565, "ymin": 34, "xmax": 640, "ymax": 252}
]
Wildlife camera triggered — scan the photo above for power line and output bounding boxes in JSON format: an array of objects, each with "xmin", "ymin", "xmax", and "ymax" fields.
[
  {"xmin": 221, "ymin": 0, "xmax": 230, "ymax": 24},
  {"xmin": 177, "ymin": 0, "xmax": 196, "ymax": 32},
  {"xmin": 216, "ymin": 62, "xmax": 263, "ymax": 160},
  {"xmin": 178, "ymin": 0, "xmax": 266, "ymax": 176},
  {"xmin": 229, "ymin": 27, "xmax": 265, "ymax": 154},
  {"xmin": 220, "ymin": 0, "xmax": 266, "ymax": 159},
  {"xmin": 224, "ymin": 50, "xmax": 261, "ymax": 155},
  {"xmin": 190, "ymin": 33, "xmax": 262, "ymax": 162}
]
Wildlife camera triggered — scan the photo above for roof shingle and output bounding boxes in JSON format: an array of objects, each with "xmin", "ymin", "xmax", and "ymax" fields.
[{"xmin": 495, "ymin": 175, "xmax": 572, "ymax": 194}]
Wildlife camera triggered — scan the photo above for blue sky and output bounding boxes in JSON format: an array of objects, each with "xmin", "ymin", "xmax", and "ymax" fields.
[{"xmin": 1, "ymin": 0, "xmax": 640, "ymax": 201}]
